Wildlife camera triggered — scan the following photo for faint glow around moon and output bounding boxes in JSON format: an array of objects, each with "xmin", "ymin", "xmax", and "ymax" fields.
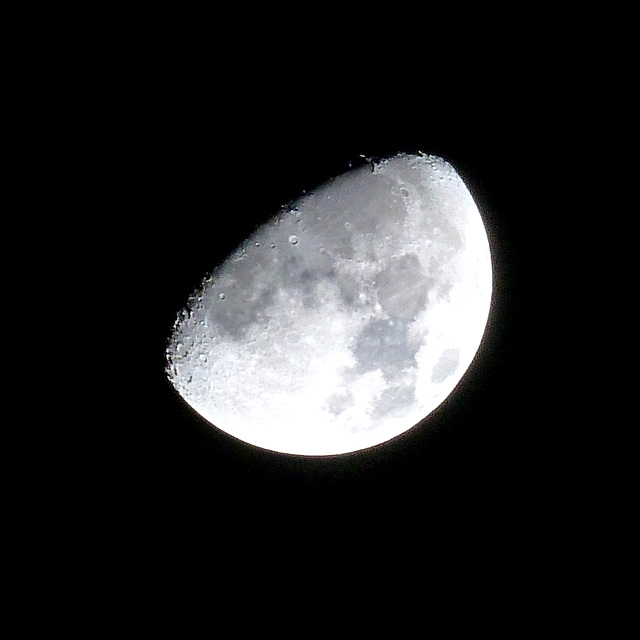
[{"xmin": 166, "ymin": 153, "xmax": 493, "ymax": 456}]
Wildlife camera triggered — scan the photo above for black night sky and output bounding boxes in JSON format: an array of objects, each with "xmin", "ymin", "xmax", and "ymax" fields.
[
  {"xmin": 32, "ymin": 10, "xmax": 622, "ymax": 629},
  {"xmin": 100, "ymin": 51, "xmax": 576, "ymax": 598},
  {"xmin": 128, "ymin": 106, "xmax": 537, "ymax": 526}
]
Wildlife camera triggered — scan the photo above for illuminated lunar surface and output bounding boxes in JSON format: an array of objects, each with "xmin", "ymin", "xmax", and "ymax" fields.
[{"xmin": 166, "ymin": 153, "xmax": 492, "ymax": 455}]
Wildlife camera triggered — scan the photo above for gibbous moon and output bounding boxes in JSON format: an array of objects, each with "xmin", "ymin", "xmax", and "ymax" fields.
[{"xmin": 166, "ymin": 153, "xmax": 492, "ymax": 455}]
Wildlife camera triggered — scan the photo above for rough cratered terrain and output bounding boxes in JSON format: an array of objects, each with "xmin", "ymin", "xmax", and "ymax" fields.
[{"xmin": 167, "ymin": 153, "xmax": 492, "ymax": 455}]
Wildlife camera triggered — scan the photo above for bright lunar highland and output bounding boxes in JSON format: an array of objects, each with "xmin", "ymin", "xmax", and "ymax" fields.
[{"xmin": 166, "ymin": 153, "xmax": 492, "ymax": 455}]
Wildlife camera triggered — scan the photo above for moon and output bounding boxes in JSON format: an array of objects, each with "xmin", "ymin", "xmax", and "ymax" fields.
[{"xmin": 166, "ymin": 153, "xmax": 492, "ymax": 455}]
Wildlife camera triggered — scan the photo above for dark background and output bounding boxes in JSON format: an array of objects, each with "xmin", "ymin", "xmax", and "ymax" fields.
[
  {"xmin": 22, "ymin": 11, "xmax": 624, "ymax": 629},
  {"xmin": 119, "ymin": 85, "xmax": 542, "ymax": 532},
  {"xmin": 86, "ymin": 41, "xmax": 587, "ymax": 608}
]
